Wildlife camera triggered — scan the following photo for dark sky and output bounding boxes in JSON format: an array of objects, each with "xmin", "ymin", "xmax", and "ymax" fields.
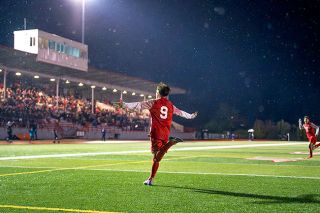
[{"xmin": 1, "ymin": 0, "xmax": 320, "ymax": 127}]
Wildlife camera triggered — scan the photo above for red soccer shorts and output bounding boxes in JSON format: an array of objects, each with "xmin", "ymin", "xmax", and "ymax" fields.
[
  {"xmin": 308, "ymin": 136, "xmax": 317, "ymax": 144},
  {"xmin": 150, "ymin": 138, "xmax": 167, "ymax": 154}
]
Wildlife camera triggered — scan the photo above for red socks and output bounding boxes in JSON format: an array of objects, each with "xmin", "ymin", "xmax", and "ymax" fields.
[
  {"xmin": 150, "ymin": 161, "xmax": 159, "ymax": 179},
  {"xmin": 309, "ymin": 144, "xmax": 313, "ymax": 158}
]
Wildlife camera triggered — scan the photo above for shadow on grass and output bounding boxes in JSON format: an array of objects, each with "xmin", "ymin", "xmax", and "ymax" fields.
[{"xmin": 155, "ymin": 185, "xmax": 320, "ymax": 204}]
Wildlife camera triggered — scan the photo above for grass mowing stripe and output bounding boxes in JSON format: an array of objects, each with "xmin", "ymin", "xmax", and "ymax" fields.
[
  {"xmin": 0, "ymin": 142, "xmax": 307, "ymax": 161},
  {"xmin": 0, "ymin": 204, "xmax": 120, "ymax": 213},
  {"xmin": 0, "ymin": 156, "xmax": 193, "ymax": 177},
  {"xmin": 0, "ymin": 150, "xmax": 149, "ymax": 161},
  {"xmin": 3, "ymin": 161, "xmax": 316, "ymax": 180},
  {"xmin": 0, "ymin": 165, "xmax": 58, "ymax": 169},
  {"xmin": 0, "ymin": 168, "xmax": 64, "ymax": 177},
  {"xmin": 82, "ymin": 168, "xmax": 320, "ymax": 180}
]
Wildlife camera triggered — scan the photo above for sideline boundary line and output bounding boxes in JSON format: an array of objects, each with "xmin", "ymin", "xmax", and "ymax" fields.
[{"xmin": 0, "ymin": 204, "xmax": 120, "ymax": 213}]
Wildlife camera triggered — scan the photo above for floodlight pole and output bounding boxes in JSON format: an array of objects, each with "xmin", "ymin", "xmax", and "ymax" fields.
[
  {"xmin": 81, "ymin": 0, "xmax": 85, "ymax": 44},
  {"xmin": 2, "ymin": 69, "xmax": 7, "ymax": 100},
  {"xmin": 56, "ymin": 78, "xmax": 60, "ymax": 109},
  {"xmin": 91, "ymin": 87, "xmax": 95, "ymax": 114}
]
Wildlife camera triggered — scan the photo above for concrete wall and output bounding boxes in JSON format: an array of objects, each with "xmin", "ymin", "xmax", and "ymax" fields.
[{"xmin": 0, "ymin": 127, "xmax": 195, "ymax": 141}]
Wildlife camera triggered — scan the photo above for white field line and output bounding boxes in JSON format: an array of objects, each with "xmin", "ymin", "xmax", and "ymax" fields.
[
  {"xmin": 172, "ymin": 142, "xmax": 307, "ymax": 151},
  {"xmin": 0, "ymin": 142, "xmax": 307, "ymax": 161}
]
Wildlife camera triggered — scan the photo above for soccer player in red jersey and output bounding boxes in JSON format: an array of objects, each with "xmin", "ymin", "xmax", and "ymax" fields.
[
  {"xmin": 299, "ymin": 116, "xmax": 320, "ymax": 158},
  {"xmin": 122, "ymin": 82, "xmax": 197, "ymax": 185}
]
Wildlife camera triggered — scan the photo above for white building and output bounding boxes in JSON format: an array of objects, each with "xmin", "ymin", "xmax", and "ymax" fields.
[{"xmin": 14, "ymin": 29, "xmax": 88, "ymax": 71}]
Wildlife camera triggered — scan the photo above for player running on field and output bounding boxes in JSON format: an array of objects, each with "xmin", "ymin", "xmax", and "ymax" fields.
[
  {"xmin": 299, "ymin": 116, "xmax": 320, "ymax": 158},
  {"xmin": 121, "ymin": 82, "xmax": 197, "ymax": 186}
]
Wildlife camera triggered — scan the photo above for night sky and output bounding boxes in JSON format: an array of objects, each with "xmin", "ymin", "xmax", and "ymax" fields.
[{"xmin": 1, "ymin": 0, "xmax": 320, "ymax": 128}]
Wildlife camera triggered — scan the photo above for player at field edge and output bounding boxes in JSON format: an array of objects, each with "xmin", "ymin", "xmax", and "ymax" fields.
[
  {"xmin": 299, "ymin": 116, "xmax": 320, "ymax": 158},
  {"xmin": 120, "ymin": 82, "xmax": 197, "ymax": 186}
]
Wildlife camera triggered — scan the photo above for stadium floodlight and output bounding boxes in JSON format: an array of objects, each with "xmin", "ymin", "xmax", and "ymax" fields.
[
  {"xmin": 50, "ymin": 78, "xmax": 56, "ymax": 82},
  {"xmin": 113, "ymin": 89, "xmax": 117, "ymax": 92},
  {"xmin": 132, "ymin": 92, "xmax": 136, "ymax": 96},
  {"xmin": 123, "ymin": 90, "xmax": 127, "ymax": 94},
  {"xmin": 91, "ymin": 85, "xmax": 96, "ymax": 89},
  {"xmin": 78, "ymin": 82, "xmax": 84, "ymax": 86},
  {"xmin": 0, "ymin": 69, "xmax": 2, "ymax": 72},
  {"xmin": 16, "ymin": 72, "xmax": 21, "ymax": 76},
  {"xmin": 140, "ymin": 94, "xmax": 144, "ymax": 97},
  {"xmin": 148, "ymin": 95, "xmax": 152, "ymax": 99},
  {"xmin": 102, "ymin": 87, "xmax": 107, "ymax": 91},
  {"xmin": 65, "ymin": 80, "xmax": 70, "ymax": 84},
  {"xmin": 34, "ymin": 75, "xmax": 39, "ymax": 79}
]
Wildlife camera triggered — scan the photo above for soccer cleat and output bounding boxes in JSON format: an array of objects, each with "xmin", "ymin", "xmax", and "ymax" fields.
[
  {"xmin": 169, "ymin": 136, "xmax": 184, "ymax": 144},
  {"xmin": 143, "ymin": 179, "xmax": 153, "ymax": 186}
]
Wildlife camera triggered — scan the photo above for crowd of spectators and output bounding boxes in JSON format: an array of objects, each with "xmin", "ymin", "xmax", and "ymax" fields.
[{"xmin": 0, "ymin": 83, "xmax": 149, "ymax": 131}]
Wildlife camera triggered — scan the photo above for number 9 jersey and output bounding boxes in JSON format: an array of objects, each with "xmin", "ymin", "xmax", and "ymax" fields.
[
  {"xmin": 149, "ymin": 98, "xmax": 174, "ymax": 141},
  {"xmin": 123, "ymin": 97, "xmax": 196, "ymax": 142}
]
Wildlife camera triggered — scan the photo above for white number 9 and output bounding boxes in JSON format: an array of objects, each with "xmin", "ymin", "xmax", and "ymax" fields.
[{"xmin": 160, "ymin": 106, "xmax": 168, "ymax": 119}]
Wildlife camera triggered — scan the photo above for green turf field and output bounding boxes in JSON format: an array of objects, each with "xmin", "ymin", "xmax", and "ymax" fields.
[{"xmin": 0, "ymin": 140, "xmax": 319, "ymax": 212}]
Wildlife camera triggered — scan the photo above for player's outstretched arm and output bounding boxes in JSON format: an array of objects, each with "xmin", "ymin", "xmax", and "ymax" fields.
[
  {"xmin": 298, "ymin": 118, "xmax": 303, "ymax": 130},
  {"xmin": 173, "ymin": 106, "xmax": 197, "ymax": 119},
  {"xmin": 123, "ymin": 100, "xmax": 155, "ymax": 112},
  {"xmin": 311, "ymin": 123, "xmax": 320, "ymax": 136}
]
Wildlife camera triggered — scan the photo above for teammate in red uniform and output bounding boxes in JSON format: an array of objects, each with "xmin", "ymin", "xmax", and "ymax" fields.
[
  {"xmin": 299, "ymin": 116, "xmax": 320, "ymax": 158},
  {"xmin": 122, "ymin": 83, "xmax": 197, "ymax": 185}
]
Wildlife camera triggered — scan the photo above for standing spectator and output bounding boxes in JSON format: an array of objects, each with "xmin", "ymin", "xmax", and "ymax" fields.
[
  {"xmin": 101, "ymin": 127, "xmax": 106, "ymax": 141},
  {"xmin": 248, "ymin": 129, "xmax": 254, "ymax": 141},
  {"xmin": 53, "ymin": 128, "xmax": 60, "ymax": 144},
  {"xmin": 32, "ymin": 121, "xmax": 38, "ymax": 140},
  {"xmin": 29, "ymin": 128, "xmax": 34, "ymax": 143},
  {"xmin": 6, "ymin": 121, "xmax": 14, "ymax": 143}
]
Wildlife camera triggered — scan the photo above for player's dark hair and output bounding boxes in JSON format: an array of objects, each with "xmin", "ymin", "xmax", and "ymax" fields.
[{"xmin": 157, "ymin": 82, "xmax": 170, "ymax": 97}]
